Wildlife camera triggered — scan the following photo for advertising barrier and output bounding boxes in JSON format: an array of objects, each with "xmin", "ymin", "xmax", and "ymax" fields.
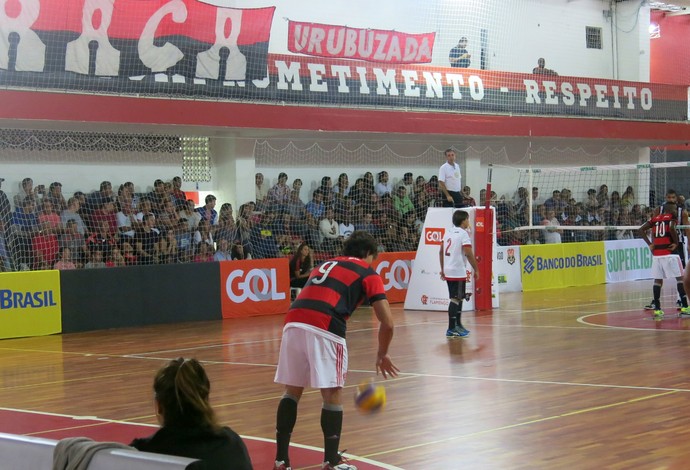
[
  {"xmin": 60, "ymin": 263, "xmax": 221, "ymax": 333},
  {"xmin": 0, "ymin": 271, "xmax": 61, "ymax": 339},
  {"xmin": 521, "ymin": 241, "xmax": 606, "ymax": 291},
  {"xmin": 220, "ymin": 258, "xmax": 290, "ymax": 318},
  {"xmin": 495, "ymin": 245, "xmax": 523, "ymax": 293},
  {"xmin": 371, "ymin": 252, "xmax": 415, "ymax": 304},
  {"xmin": 405, "ymin": 207, "xmax": 499, "ymax": 311},
  {"xmin": 604, "ymin": 239, "xmax": 653, "ymax": 283}
]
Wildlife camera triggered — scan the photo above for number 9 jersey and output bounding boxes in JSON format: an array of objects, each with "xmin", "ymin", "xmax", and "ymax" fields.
[{"xmin": 285, "ymin": 256, "xmax": 386, "ymax": 338}]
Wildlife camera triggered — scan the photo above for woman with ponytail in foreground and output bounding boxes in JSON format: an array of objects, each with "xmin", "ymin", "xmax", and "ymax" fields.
[{"xmin": 130, "ymin": 357, "xmax": 253, "ymax": 469}]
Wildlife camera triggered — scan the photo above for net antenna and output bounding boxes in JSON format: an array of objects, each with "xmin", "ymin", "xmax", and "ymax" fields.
[{"xmin": 527, "ymin": 135, "xmax": 534, "ymax": 229}]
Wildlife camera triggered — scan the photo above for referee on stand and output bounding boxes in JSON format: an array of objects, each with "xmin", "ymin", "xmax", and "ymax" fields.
[{"xmin": 439, "ymin": 148, "xmax": 463, "ymax": 207}]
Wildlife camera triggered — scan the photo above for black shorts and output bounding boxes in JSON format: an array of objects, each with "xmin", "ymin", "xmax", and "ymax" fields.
[
  {"xmin": 446, "ymin": 280, "xmax": 466, "ymax": 300},
  {"xmin": 442, "ymin": 191, "xmax": 464, "ymax": 208}
]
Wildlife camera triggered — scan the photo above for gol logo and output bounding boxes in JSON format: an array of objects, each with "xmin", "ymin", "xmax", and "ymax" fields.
[
  {"xmin": 376, "ymin": 259, "xmax": 412, "ymax": 291},
  {"xmin": 226, "ymin": 268, "xmax": 286, "ymax": 303},
  {"xmin": 424, "ymin": 227, "xmax": 444, "ymax": 245},
  {"xmin": 475, "ymin": 217, "xmax": 485, "ymax": 233}
]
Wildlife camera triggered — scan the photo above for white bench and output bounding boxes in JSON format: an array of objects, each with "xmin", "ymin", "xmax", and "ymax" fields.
[{"xmin": 0, "ymin": 432, "xmax": 199, "ymax": 469}]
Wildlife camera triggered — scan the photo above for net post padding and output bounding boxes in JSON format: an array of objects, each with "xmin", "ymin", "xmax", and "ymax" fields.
[
  {"xmin": 473, "ymin": 207, "xmax": 494, "ymax": 310},
  {"xmin": 474, "ymin": 164, "xmax": 494, "ymax": 311}
]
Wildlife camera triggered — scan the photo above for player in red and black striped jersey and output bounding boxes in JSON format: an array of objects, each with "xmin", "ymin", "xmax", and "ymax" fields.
[
  {"xmin": 285, "ymin": 255, "xmax": 387, "ymax": 338},
  {"xmin": 273, "ymin": 231, "xmax": 399, "ymax": 470},
  {"xmin": 644, "ymin": 189, "xmax": 690, "ymax": 310},
  {"xmin": 639, "ymin": 202, "xmax": 689, "ymax": 319}
]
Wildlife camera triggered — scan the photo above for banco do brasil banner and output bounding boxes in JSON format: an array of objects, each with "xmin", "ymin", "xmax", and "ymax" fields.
[
  {"xmin": 521, "ymin": 242, "xmax": 606, "ymax": 291},
  {"xmin": 0, "ymin": 0, "xmax": 686, "ymax": 121},
  {"xmin": 0, "ymin": 270, "xmax": 62, "ymax": 339}
]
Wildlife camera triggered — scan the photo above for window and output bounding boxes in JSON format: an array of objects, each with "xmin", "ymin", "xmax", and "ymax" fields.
[{"xmin": 586, "ymin": 26, "xmax": 602, "ymax": 49}]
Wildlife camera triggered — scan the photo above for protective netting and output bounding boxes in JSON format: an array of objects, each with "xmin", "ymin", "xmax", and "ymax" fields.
[
  {"xmin": 2, "ymin": 128, "xmax": 688, "ymax": 271},
  {"xmin": 1, "ymin": 0, "xmax": 686, "ymax": 121},
  {"xmin": 495, "ymin": 157, "xmax": 690, "ymax": 246},
  {"xmin": 0, "ymin": 132, "xmax": 448, "ymax": 271}
]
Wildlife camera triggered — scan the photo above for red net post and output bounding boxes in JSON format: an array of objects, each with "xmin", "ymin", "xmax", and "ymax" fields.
[{"xmin": 474, "ymin": 166, "xmax": 494, "ymax": 310}]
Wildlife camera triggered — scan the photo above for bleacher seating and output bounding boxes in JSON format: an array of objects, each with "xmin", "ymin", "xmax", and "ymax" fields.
[{"xmin": 0, "ymin": 432, "xmax": 198, "ymax": 470}]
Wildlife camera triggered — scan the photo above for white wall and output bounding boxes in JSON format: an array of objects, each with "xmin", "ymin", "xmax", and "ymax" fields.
[
  {"xmin": 0, "ymin": 148, "xmax": 217, "ymax": 210},
  {"xmin": 0, "ymin": 139, "xmax": 652, "ymax": 212},
  {"xmin": 255, "ymin": 139, "xmax": 651, "ymax": 205},
  {"xmin": 614, "ymin": 1, "xmax": 651, "ymax": 82}
]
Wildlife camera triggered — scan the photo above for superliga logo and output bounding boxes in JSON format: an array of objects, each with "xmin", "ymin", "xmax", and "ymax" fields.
[
  {"xmin": 226, "ymin": 268, "xmax": 286, "ymax": 303},
  {"xmin": 376, "ymin": 259, "xmax": 412, "ymax": 290},
  {"xmin": 424, "ymin": 227, "xmax": 444, "ymax": 245}
]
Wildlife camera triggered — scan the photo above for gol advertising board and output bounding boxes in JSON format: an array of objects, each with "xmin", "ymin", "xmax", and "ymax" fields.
[
  {"xmin": 604, "ymin": 239, "xmax": 653, "ymax": 283},
  {"xmin": 220, "ymin": 258, "xmax": 290, "ymax": 318},
  {"xmin": 404, "ymin": 207, "xmax": 499, "ymax": 311},
  {"xmin": 0, "ymin": 270, "xmax": 61, "ymax": 339},
  {"xmin": 521, "ymin": 241, "xmax": 606, "ymax": 291},
  {"xmin": 371, "ymin": 251, "xmax": 415, "ymax": 304}
]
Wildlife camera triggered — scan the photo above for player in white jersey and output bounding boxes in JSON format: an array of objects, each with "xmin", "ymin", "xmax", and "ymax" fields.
[{"xmin": 439, "ymin": 210, "xmax": 480, "ymax": 338}]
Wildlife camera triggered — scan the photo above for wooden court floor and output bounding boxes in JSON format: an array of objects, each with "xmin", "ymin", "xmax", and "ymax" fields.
[{"xmin": 3, "ymin": 279, "xmax": 690, "ymax": 469}]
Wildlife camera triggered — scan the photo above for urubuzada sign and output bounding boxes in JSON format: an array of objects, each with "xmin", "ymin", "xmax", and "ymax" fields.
[
  {"xmin": 0, "ymin": 0, "xmax": 687, "ymax": 121},
  {"xmin": 287, "ymin": 20, "xmax": 435, "ymax": 64}
]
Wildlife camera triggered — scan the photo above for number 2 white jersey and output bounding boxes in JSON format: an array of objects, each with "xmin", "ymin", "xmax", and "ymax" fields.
[{"xmin": 442, "ymin": 227, "xmax": 472, "ymax": 280}]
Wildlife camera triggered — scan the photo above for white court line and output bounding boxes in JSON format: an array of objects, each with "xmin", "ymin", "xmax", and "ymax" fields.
[
  {"xmin": 0, "ymin": 406, "xmax": 158, "ymax": 428},
  {"xmin": 0, "ymin": 407, "xmax": 403, "ymax": 470},
  {"xmin": 125, "ymin": 286, "xmax": 657, "ymax": 357},
  {"xmin": 115, "ymin": 353, "xmax": 690, "ymax": 395},
  {"xmin": 381, "ymin": 371, "xmax": 690, "ymax": 393},
  {"xmin": 125, "ymin": 297, "xmax": 663, "ymax": 358},
  {"xmin": 126, "ymin": 320, "xmax": 438, "ymax": 357},
  {"xmin": 577, "ymin": 310, "xmax": 690, "ymax": 331}
]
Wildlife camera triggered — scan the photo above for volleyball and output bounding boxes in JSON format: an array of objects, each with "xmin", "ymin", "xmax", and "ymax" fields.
[{"xmin": 354, "ymin": 382, "xmax": 386, "ymax": 413}]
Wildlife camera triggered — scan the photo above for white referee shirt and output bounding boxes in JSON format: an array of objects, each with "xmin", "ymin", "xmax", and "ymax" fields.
[
  {"xmin": 442, "ymin": 226, "xmax": 472, "ymax": 280},
  {"xmin": 439, "ymin": 162, "xmax": 461, "ymax": 192}
]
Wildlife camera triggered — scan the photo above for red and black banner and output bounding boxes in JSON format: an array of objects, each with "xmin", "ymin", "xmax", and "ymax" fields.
[
  {"xmin": 287, "ymin": 20, "xmax": 435, "ymax": 64},
  {"xmin": 259, "ymin": 54, "xmax": 687, "ymax": 121},
  {"xmin": 1, "ymin": 0, "xmax": 275, "ymax": 81},
  {"xmin": 0, "ymin": 0, "xmax": 687, "ymax": 121}
]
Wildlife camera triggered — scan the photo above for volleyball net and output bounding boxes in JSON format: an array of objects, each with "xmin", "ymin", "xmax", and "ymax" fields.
[{"xmin": 494, "ymin": 160, "xmax": 690, "ymax": 246}]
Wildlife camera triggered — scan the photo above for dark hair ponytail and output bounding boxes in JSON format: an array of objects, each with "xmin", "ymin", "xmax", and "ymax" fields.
[{"xmin": 154, "ymin": 358, "xmax": 220, "ymax": 432}]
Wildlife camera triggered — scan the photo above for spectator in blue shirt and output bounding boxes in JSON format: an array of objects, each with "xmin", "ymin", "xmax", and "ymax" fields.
[
  {"xmin": 196, "ymin": 194, "xmax": 218, "ymax": 226},
  {"xmin": 305, "ymin": 190, "xmax": 325, "ymax": 220},
  {"xmin": 11, "ymin": 196, "xmax": 40, "ymax": 270}
]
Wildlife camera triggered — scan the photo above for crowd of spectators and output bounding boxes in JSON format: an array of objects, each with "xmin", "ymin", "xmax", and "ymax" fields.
[
  {"xmin": 0, "ymin": 172, "xmax": 455, "ymax": 272},
  {"xmin": 0, "ymin": 174, "xmax": 677, "ymax": 272}
]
